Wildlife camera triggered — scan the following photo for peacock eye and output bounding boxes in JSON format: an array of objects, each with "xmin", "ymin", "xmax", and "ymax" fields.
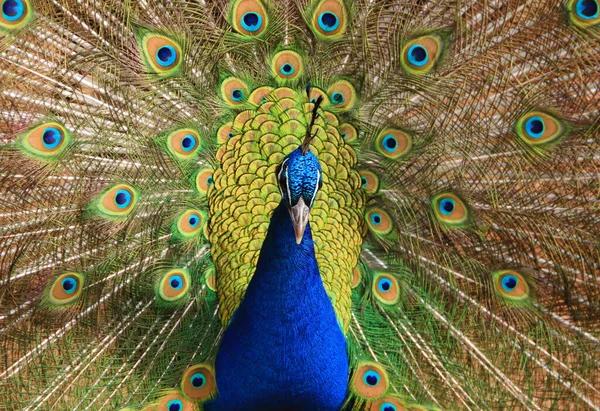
[
  {"xmin": 190, "ymin": 372, "xmax": 206, "ymax": 388},
  {"xmin": 363, "ymin": 370, "xmax": 380, "ymax": 386},
  {"xmin": 166, "ymin": 400, "xmax": 182, "ymax": 411}
]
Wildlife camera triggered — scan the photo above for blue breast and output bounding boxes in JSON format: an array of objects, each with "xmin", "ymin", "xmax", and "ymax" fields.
[{"xmin": 206, "ymin": 203, "xmax": 349, "ymax": 410}]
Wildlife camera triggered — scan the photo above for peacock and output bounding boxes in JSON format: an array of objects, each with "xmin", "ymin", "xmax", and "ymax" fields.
[{"xmin": 1, "ymin": 0, "xmax": 599, "ymax": 409}]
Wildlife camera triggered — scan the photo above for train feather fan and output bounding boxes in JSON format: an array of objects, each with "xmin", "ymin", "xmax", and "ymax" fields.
[{"xmin": 1, "ymin": 0, "xmax": 599, "ymax": 410}]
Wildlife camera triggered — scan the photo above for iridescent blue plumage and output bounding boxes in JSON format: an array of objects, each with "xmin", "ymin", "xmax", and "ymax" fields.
[{"xmin": 207, "ymin": 149, "xmax": 348, "ymax": 410}]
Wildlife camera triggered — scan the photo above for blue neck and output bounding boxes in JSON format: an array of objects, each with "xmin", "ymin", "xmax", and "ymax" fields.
[{"xmin": 207, "ymin": 203, "xmax": 349, "ymax": 410}]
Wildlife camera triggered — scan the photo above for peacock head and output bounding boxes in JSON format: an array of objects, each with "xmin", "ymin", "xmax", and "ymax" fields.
[{"xmin": 276, "ymin": 147, "xmax": 323, "ymax": 244}]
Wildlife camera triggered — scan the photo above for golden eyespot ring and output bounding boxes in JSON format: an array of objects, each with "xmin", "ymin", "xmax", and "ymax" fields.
[
  {"xmin": 158, "ymin": 269, "xmax": 191, "ymax": 302},
  {"xmin": 249, "ymin": 86, "xmax": 274, "ymax": 106},
  {"xmin": 166, "ymin": 128, "xmax": 200, "ymax": 160},
  {"xmin": 367, "ymin": 396, "xmax": 408, "ymax": 411},
  {"xmin": 372, "ymin": 272, "xmax": 400, "ymax": 305},
  {"xmin": 352, "ymin": 361, "xmax": 389, "ymax": 399},
  {"xmin": 375, "ymin": 128, "xmax": 412, "ymax": 159},
  {"xmin": 0, "ymin": 0, "xmax": 33, "ymax": 31},
  {"xmin": 154, "ymin": 391, "xmax": 195, "ymax": 411},
  {"xmin": 514, "ymin": 111, "xmax": 566, "ymax": 146},
  {"xmin": 19, "ymin": 122, "xmax": 71, "ymax": 159},
  {"xmin": 566, "ymin": 0, "xmax": 600, "ymax": 28},
  {"xmin": 431, "ymin": 192, "xmax": 469, "ymax": 226},
  {"xmin": 365, "ymin": 208, "xmax": 393, "ymax": 236},
  {"xmin": 339, "ymin": 123, "xmax": 357, "ymax": 143},
  {"xmin": 401, "ymin": 35, "xmax": 443, "ymax": 75},
  {"xmin": 231, "ymin": 0, "xmax": 269, "ymax": 37},
  {"xmin": 140, "ymin": 33, "xmax": 182, "ymax": 76},
  {"xmin": 311, "ymin": 0, "xmax": 347, "ymax": 39},
  {"xmin": 174, "ymin": 209, "xmax": 205, "ymax": 238},
  {"xmin": 95, "ymin": 184, "xmax": 138, "ymax": 217},
  {"xmin": 327, "ymin": 80, "xmax": 356, "ymax": 111},
  {"xmin": 221, "ymin": 77, "xmax": 249, "ymax": 107},
  {"xmin": 195, "ymin": 168, "xmax": 214, "ymax": 195},
  {"xmin": 181, "ymin": 364, "xmax": 216, "ymax": 401},
  {"xmin": 493, "ymin": 270, "xmax": 530, "ymax": 302},
  {"xmin": 271, "ymin": 50, "xmax": 304, "ymax": 80},
  {"xmin": 360, "ymin": 170, "xmax": 380, "ymax": 194},
  {"xmin": 48, "ymin": 272, "xmax": 85, "ymax": 305}
]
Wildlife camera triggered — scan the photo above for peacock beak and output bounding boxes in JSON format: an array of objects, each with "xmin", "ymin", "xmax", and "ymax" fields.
[{"xmin": 288, "ymin": 197, "xmax": 310, "ymax": 244}]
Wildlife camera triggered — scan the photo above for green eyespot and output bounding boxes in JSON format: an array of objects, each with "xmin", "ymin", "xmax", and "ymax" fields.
[
  {"xmin": 352, "ymin": 361, "xmax": 389, "ymax": 399},
  {"xmin": 157, "ymin": 269, "xmax": 191, "ymax": 302},
  {"xmin": 493, "ymin": 270, "xmax": 531, "ymax": 303},
  {"xmin": 401, "ymin": 34, "xmax": 444, "ymax": 75},
  {"xmin": 18, "ymin": 122, "xmax": 72, "ymax": 160},
  {"xmin": 46, "ymin": 272, "xmax": 85, "ymax": 306},
  {"xmin": 311, "ymin": 0, "xmax": 347, "ymax": 40},
  {"xmin": 94, "ymin": 184, "xmax": 139, "ymax": 218},
  {"xmin": 375, "ymin": 128, "xmax": 412, "ymax": 159},
  {"xmin": 1, "ymin": 0, "xmax": 33, "ymax": 32},
  {"xmin": 195, "ymin": 168, "xmax": 214, "ymax": 196},
  {"xmin": 153, "ymin": 391, "xmax": 195, "ymax": 411},
  {"xmin": 166, "ymin": 128, "xmax": 201, "ymax": 160},
  {"xmin": 173, "ymin": 209, "xmax": 206, "ymax": 239},
  {"xmin": 181, "ymin": 364, "xmax": 217, "ymax": 401},
  {"xmin": 139, "ymin": 33, "xmax": 183, "ymax": 76},
  {"xmin": 231, "ymin": 0, "xmax": 269, "ymax": 37},
  {"xmin": 365, "ymin": 208, "xmax": 393, "ymax": 236},
  {"xmin": 339, "ymin": 123, "xmax": 357, "ymax": 143},
  {"xmin": 566, "ymin": 0, "xmax": 600, "ymax": 28},
  {"xmin": 372, "ymin": 272, "xmax": 400, "ymax": 305},
  {"xmin": 515, "ymin": 111, "xmax": 567, "ymax": 146},
  {"xmin": 271, "ymin": 50, "xmax": 304, "ymax": 81},
  {"xmin": 221, "ymin": 77, "xmax": 249, "ymax": 107},
  {"xmin": 359, "ymin": 170, "xmax": 380, "ymax": 195},
  {"xmin": 431, "ymin": 192, "xmax": 469, "ymax": 227},
  {"xmin": 327, "ymin": 80, "xmax": 356, "ymax": 111}
]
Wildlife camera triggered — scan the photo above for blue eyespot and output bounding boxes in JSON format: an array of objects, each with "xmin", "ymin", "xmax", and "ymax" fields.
[
  {"xmin": 525, "ymin": 116, "xmax": 545, "ymax": 139},
  {"xmin": 331, "ymin": 92, "xmax": 345, "ymax": 105},
  {"xmin": 576, "ymin": 0, "xmax": 599, "ymax": 19},
  {"xmin": 501, "ymin": 275, "xmax": 518, "ymax": 292},
  {"xmin": 370, "ymin": 213, "xmax": 382, "ymax": 226},
  {"xmin": 227, "ymin": 132, "xmax": 235, "ymax": 138},
  {"xmin": 280, "ymin": 63, "xmax": 294, "ymax": 75},
  {"xmin": 2, "ymin": 0, "xmax": 24, "ymax": 21},
  {"xmin": 318, "ymin": 11, "xmax": 339, "ymax": 32},
  {"xmin": 61, "ymin": 277, "xmax": 77, "ymax": 294},
  {"xmin": 190, "ymin": 372, "xmax": 206, "ymax": 388},
  {"xmin": 114, "ymin": 190, "xmax": 132, "ymax": 209},
  {"xmin": 241, "ymin": 12, "xmax": 262, "ymax": 32},
  {"xmin": 156, "ymin": 45, "xmax": 177, "ymax": 67},
  {"xmin": 167, "ymin": 400, "xmax": 182, "ymax": 411},
  {"xmin": 363, "ymin": 370, "xmax": 380, "ymax": 386},
  {"xmin": 377, "ymin": 278, "xmax": 392, "ymax": 293},
  {"xmin": 439, "ymin": 198, "xmax": 455, "ymax": 215},
  {"xmin": 181, "ymin": 134, "xmax": 197, "ymax": 152},
  {"xmin": 382, "ymin": 134, "xmax": 398, "ymax": 152},
  {"xmin": 170, "ymin": 275, "xmax": 183, "ymax": 290},
  {"xmin": 42, "ymin": 127, "xmax": 61, "ymax": 149},
  {"xmin": 231, "ymin": 89, "xmax": 244, "ymax": 101},
  {"xmin": 188, "ymin": 214, "xmax": 200, "ymax": 227},
  {"xmin": 207, "ymin": 176, "xmax": 214, "ymax": 185},
  {"xmin": 407, "ymin": 44, "xmax": 429, "ymax": 67},
  {"xmin": 381, "ymin": 404, "xmax": 397, "ymax": 411},
  {"xmin": 361, "ymin": 176, "xmax": 367, "ymax": 187}
]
